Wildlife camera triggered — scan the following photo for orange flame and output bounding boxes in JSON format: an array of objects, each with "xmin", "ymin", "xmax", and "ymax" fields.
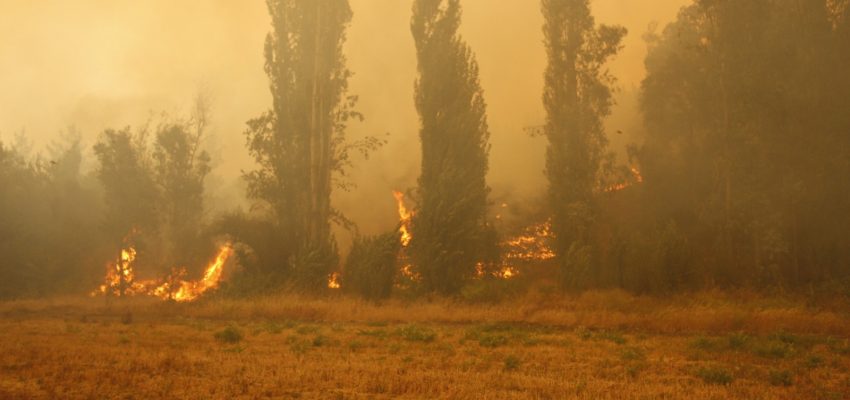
[
  {"xmin": 605, "ymin": 166, "xmax": 644, "ymax": 193},
  {"xmin": 393, "ymin": 190, "xmax": 413, "ymax": 247},
  {"xmin": 92, "ymin": 241, "xmax": 234, "ymax": 302},
  {"xmin": 327, "ymin": 272, "xmax": 341, "ymax": 289},
  {"xmin": 503, "ymin": 220, "xmax": 556, "ymax": 263}
]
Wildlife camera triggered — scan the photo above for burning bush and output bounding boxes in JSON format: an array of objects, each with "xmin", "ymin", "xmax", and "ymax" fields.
[{"xmin": 341, "ymin": 232, "xmax": 400, "ymax": 301}]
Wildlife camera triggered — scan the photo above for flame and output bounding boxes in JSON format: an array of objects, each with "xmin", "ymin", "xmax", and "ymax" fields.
[
  {"xmin": 92, "ymin": 241, "xmax": 234, "ymax": 302},
  {"xmin": 503, "ymin": 220, "xmax": 556, "ymax": 262},
  {"xmin": 167, "ymin": 244, "xmax": 233, "ymax": 302},
  {"xmin": 605, "ymin": 166, "xmax": 644, "ymax": 193},
  {"xmin": 327, "ymin": 272, "xmax": 341, "ymax": 289},
  {"xmin": 393, "ymin": 190, "xmax": 413, "ymax": 247}
]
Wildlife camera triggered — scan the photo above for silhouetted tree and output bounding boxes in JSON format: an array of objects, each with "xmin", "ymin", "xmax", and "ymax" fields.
[
  {"xmin": 152, "ymin": 110, "xmax": 212, "ymax": 270},
  {"xmin": 409, "ymin": 0, "xmax": 494, "ymax": 295},
  {"xmin": 541, "ymin": 0, "xmax": 625, "ymax": 288},
  {"xmin": 244, "ymin": 0, "xmax": 368, "ymax": 291}
]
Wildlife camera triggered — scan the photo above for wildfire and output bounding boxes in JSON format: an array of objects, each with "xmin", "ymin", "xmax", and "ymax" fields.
[
  {"xmin": 502, "ymin": 220, "xmax": 556, "ymax": 262},
  {"xmin": 327, "ymin": 272, "xmax": 341, "ymax": 289},
  {"xmin": 92, "ymin": 241, "xmax": 234, "ymax": 302},
  {"xmin": 605, "ymin": 166, "xmax": 644, "ymax": 193},
  {"xmin": 393, "ymin": 190, "xmax": 413, "ymax": 247}
]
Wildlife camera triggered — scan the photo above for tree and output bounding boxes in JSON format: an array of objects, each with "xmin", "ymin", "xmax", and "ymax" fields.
[
  {"xmin": 409, "ymin": 0, "xmax": 494, "ymax": 295},
  {"xmin": 93, "ymin": 128, "xmax": 159, "ymax": 243},
  {"xmin": 638, "ymin": 0, "xmax": 850, "ymax": 288},
  {"xmin": 151, "ymin": 108, "xmax": 212, "ymax": 270},
  {"xmin": 541, "ymin": 0, "xmax": 625, "ymax": 288},
  {"xmin": 93, "ymin": 127, "xmax": 159, "ymax": 295},
  {"xmin": 245, "ymin": 0, "xmax": 374, "ymax": 290}
]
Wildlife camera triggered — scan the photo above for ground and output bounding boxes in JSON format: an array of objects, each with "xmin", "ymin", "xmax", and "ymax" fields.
[{"xmin": 0, "ymin": 291, "xmax": 849, "ymax": 399}]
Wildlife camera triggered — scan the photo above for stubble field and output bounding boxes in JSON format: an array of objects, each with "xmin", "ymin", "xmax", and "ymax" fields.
[{"xmin": 1, "ymin": 291, "xmax": 849, "ymax": 399}]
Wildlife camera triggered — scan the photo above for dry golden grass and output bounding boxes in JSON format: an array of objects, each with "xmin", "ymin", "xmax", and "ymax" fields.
[{"xmin": 1, "ymin": 290, "xmax": 849, "ymax": 399}]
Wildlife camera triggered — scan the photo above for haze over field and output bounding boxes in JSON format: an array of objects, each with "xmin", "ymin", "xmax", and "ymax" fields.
[{"xmin": 0, "ymin": 0, "xmax": 688, "ymax": 235}]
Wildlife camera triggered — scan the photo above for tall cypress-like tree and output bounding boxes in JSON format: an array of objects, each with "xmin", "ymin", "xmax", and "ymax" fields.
[
  {"xmin": 409, "ymin": 0, "xmax": 493, "ymax": 295},
  {"xmin": 245, "ymin": 0, "xmax": 359, "ymax": 290},
  {"xmin": 541, "ymin": 0, "xmax": 625, "ymax": 287}
]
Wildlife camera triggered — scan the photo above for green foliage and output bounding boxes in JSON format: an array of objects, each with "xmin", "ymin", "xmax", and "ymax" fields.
[
  {"xmin": 409, "ymin": 0, "xmax": 494, "ymax": 295},
  {"xmin": 214, "ymin": 325, "xmax": 244, "ymax": 344},
  {"xmin": 341, "ymin": 232, "xmax": 400, "ymax": 300}
]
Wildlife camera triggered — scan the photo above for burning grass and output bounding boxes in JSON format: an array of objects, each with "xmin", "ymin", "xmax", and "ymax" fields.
[{"xmin": 1, "ymin": 290, "xmax": 849, "ymax": 399}]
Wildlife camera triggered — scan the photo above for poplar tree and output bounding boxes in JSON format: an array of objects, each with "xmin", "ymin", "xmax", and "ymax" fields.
[
  {"xmin": 409, "ymin": 0, "xmax": 493, "ymax": 294},
  {"xmin": 541, "ymin": 0, "xmax": 625, "ymax": 287},
  {"xmin": 244, "ymin": 0, "xmax": 360, "ymax": 290}
]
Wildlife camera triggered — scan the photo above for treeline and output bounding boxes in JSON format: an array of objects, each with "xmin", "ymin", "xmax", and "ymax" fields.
[
  {"xmin": 0, "ymin": 0, "xmax": 848, "ymax": 300},
  {"xmin": 596, "ymin": 0, "xmax": 850, "ymax": 292}
]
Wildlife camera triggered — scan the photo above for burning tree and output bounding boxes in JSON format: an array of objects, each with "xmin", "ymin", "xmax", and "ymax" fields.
[
  {"xmin": 94, "ymin": 98, "xmax": 214, "ymax": 295},
  {"xmin": 93, "ymin": 128, "xmax": 159, "ymax": 295},
  {"xmin": 409, "ymin": 0, "xmax": 495, "ymax": 295},
  {"xmin": 541, "ymin": 0, "xmax": 625, "ymax": 288}
]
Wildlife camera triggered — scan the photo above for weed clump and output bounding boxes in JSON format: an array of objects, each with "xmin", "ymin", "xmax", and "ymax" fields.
[
  {"xmin": 397, "ymin": 324, "xmax": 437, "ymax": 342},
  {"xmin": 696, "ymin": 366, "xmax": 734, "ymax": 385},
  {"xmin": 214, "ymin": 325, "xmax": 243, "ymax": 344},
  {"xmin": 752, "ymin": 340, "xmax": 794, "ymax": 359},
  {"xmin": 503, "ymin": 355, "xmax": 521, "ymax": 371},
  {"xmin": 768, "ymin": 369, "xmax": 793, "ymax": 387}
]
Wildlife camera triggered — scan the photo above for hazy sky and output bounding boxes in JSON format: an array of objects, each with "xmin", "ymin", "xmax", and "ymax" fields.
[{"xmin": 0, "ymin": 0, "xmax": 689, "ymax": 236}]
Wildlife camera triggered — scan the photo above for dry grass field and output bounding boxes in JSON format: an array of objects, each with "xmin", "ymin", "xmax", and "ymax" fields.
[{"xmin": 1, "ymin": 290, "xmax": 849, "ymax": 399}]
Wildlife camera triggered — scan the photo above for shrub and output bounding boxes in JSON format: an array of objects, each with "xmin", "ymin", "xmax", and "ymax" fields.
[
  {"xmin": 689, "ymin": 336, "xmax": 719, "ymax": 351},
  {"xmin": 620, "ymin": 346, "xmax": 646, "ymax": 362},
  {"xmin": 214, "ymin": 325, "xmax": 243, "ymax": 344},
  {"xmin": 768, "ymin": 369, "xmax": 793, "ymax": 387},
  {"xmin": 478, "ymin": 333, "xmax": 509, "ymax": 348},
  {"xmin": 312, "ymin": 334, "xmax": 328, "ymax": 347},
  {"xmin": 727, "ymin": 333, "xmax": 749, "ymax": 350},
  {"xmin": 460, "ymin": 278, "xmax": 524, "ymax": 303},
  {"xmin": 696, "ymin": 366, "xmax": 734, "ymax": 385},
  {"xmin": 397, "ymin": 324, "xmax": 437, "ymax": 342},
  {"xmin": 503, "ymin": 355, "xmax": 521, "ymax": 371},
  {"xmin": 753, "ymin": 340, "xmax": 794, "ymax": 359},
  {"xmin": 341, "ymin": 232, "xmax": 400, "ymax": 300}
]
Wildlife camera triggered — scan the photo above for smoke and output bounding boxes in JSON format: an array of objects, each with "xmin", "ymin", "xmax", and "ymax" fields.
[{"xmin": 0, "ymin": 0, "xmax": 689, "ymax": 244}]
